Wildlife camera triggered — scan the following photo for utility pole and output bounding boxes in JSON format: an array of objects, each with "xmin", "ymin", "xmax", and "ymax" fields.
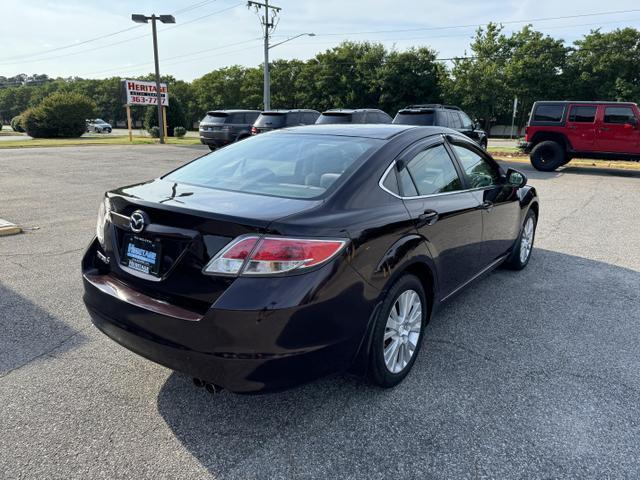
[{"xmin": 247, "ymin": 0, "xmax": 281, "ymax": 111}]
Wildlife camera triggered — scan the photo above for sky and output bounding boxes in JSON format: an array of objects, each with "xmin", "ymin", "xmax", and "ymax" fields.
[{"xmin": 2, "ymin": 0, "xmax": 640, "ymax": 81}]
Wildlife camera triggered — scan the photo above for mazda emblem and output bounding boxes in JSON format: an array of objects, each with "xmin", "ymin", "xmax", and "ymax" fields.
[{"xmin": 130, "ymin": 210, "xmax": 147, "ymax": 233}]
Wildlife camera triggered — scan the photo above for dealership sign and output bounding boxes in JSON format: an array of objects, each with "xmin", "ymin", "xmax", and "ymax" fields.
[{"xmin": 122, "ymin": 80, "xmax": 169, "ymax": 106}]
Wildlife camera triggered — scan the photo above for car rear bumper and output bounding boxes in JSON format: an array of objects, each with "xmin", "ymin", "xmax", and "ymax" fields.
[
  {"xmin": 82, "ymin": 251, "xmax": 377, "ymax": 392},
  {"xmin": 199, "ymin": 130, "xmax": 233, "ymax": 147}
]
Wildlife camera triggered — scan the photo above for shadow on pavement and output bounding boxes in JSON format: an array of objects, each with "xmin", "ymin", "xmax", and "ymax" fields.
[
  {"xmin": 0, "ymin": 282, "xmax": 87, "ymax": 377},
  {"xmin": 499, "ymin": 159, "xmax": 640, "ymax": 180},
  {"xmin": 156, "ymin": 248, "xmax": 640, "ymax": 479}
]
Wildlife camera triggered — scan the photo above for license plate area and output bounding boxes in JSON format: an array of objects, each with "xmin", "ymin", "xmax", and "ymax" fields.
[{"xmin": 121, "ymin": 235, "xmax": 162, "ymax": 276}]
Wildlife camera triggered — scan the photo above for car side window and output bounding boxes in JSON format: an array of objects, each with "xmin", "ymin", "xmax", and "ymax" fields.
[
  {"xmin": 449, "ymin": 112, "xmax": 462, "ymax": 129},
  {"xmin": 451, "ymin": 144, "xmax": 501, "ymax": 188},
  {"xmin": 459, "ymin": 111, "xmax": 473, "ymax": 129},
  {"xmin": 402, "ymin": 144, "xmax": 463, "ymax": 196},
  {"xmin": 604, "ymin": 106, "xmax": 636, "ymax": 124},
  {"xmin": 568, "ymin": 106, "xmax": 596, "ymax": 123}
]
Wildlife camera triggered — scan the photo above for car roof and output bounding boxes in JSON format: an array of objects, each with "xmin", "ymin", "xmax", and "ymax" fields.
[
  {"xmin": 261, "ymin": 109, "xmax": 320, "ymax": 114},
  {"xmin": 400, "ymin": 104, "xmax": 462, "ymax": 112},
  {"xmin": 533, "ymin": 101, "xmax": 638, "ymax": 106},
  {"xmin": 322, "ymin": 108, "xmax": 387, "ymax": 114},
  {"xmin": 275, "ymin": 124, "xmax": 452, "ymax": 140},
  {"xmin": 207, "ymin": 109, "xmax": 261, "ymax": 114}
]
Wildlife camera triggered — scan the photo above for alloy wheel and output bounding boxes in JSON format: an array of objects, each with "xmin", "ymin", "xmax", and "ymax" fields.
[
  {"xmin": 383, "ymin": 289, "xmax": 422, "ymax": 373},
  {"xmin": 519, "ymin": 217, "xmax": 535, "ymax": 263}
]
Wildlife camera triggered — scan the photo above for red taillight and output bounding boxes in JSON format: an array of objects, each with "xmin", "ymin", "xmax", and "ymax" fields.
[
  {"xmin": 203, "ymin": 236, "xmax": 347, "ymax": 276},
  {"xmin": 251, "ymin": 126, "xmax": 258, "ymax": 134}
]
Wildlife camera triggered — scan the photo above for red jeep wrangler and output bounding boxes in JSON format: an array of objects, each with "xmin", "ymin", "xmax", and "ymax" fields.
[{"xmin": 523, "ymin": 101, "xmax": 640, "ymax": 171}]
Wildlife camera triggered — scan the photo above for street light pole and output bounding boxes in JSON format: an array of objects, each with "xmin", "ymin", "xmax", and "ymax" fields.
[
  {"xmin": 150, "ymin": 16, "xmax": 165, "ymax": 144},
  {"xmin": 263, "ymin": 1, "xmax": 270, "ymax": 111},
  {"xmin": 132, "ymin": 13, "xmax": 175, "ymax": 144}
]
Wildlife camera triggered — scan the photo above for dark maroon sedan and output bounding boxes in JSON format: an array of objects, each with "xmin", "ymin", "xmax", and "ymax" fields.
[{"xmin": 82, "ymin": 124, "xmax": 538, "ymax": 392}]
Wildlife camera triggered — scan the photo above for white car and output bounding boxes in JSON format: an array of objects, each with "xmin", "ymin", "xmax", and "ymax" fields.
[{"xmin": 86, "ymin": 119, "xmax": 112, "ymax": 133}]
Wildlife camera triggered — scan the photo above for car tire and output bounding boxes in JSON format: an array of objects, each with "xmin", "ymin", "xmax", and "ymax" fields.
[
  {"xmin": 208, "ymin": 145, "xmax": 216, "ymax": 151},
  {"xmin": 368, "ymin": 274, "xmax": 427, "ymax": 388},
  {"xmin": 504, "ymin": 209, "xmax": 537, "ymax": 270},
  {"xmin": 530, "ymin": 141, "xmax": 566, "ymax": 171}
]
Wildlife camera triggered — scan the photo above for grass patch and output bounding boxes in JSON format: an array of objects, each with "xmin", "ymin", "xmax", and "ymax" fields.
[
  {"xmin": 0, "ymin": 130, "xmax": 26, "ymax": 136},
  {"xmin": 0, "ymin": 135, "xmax": 202, "ymax": 149}
]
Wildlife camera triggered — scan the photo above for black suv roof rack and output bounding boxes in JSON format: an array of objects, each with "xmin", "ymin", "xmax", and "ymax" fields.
[{"xmin": 403, "ymin": 104, "xmax": 462, "ymax": 111}]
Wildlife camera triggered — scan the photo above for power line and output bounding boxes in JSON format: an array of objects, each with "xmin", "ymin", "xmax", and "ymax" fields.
[
  {"xmin": 0, "ymin": 3, "xmax": 243, "ymax": 67},
  {"xmin": 278, "ymin": 8, "xmax": 640, "ymax": 37},
  {"xmin": 0, "ymin": 0, "xmax": 223, "ymax": 63}
]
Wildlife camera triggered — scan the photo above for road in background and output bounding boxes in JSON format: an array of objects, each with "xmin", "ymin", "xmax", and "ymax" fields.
[{"xmin": 1, "ymin": 145, "xmax": 639, "ymax": 479}]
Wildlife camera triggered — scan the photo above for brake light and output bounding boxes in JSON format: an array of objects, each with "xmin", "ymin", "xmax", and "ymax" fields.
[
  {"xmin": 203, "ymin": 236, "xmax": 347, "ymax": 276},
  {"xmin": 251, "ymin": 126, "xmax": 258, "ymax": 134}
]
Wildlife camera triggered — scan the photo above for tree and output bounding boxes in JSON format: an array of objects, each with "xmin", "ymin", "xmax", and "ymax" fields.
[
  {"xmin": 567, "ymin": 28, "xmax": 640, "ymax": 102},
  {"xmin": 143, "ymin": 95, "xmax": 186, "ymax": 135},
  {"xmin": 22, "ymin": 91, "xmax": 96, "ymax": 138},
  {"xmin": 379, "ymin": 47, "xmax": 446, "ymax": 114}
]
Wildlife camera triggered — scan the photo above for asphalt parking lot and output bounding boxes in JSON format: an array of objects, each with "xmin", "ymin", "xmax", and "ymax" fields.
[{"xmin": 1, "ymin": 145, "xmax": 640, "ymax": 479}]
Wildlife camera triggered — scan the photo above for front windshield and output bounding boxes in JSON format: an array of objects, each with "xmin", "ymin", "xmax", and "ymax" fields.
[{"xmin": 164, "ymin": 133, "xmax": 383, "ymax": 199}]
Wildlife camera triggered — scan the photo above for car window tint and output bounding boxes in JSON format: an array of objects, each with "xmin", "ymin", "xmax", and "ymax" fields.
[
  {"xmin": 305, "ymin": 112, "xmax": 319, "ymax": 123},
  {"xmin": 568, "ymin": 106, "xmax": 596, "ymax": 123},
  {"xmin": 382, "ymin": 169, "xmax": 399, "ymax": 195},
  {"xmin": 287, "ymin": 112, "xmax": 301, "ymax": 125},
  {"xmin": 533, "ymin": 104, "xmax": 564, "ymax": 122},
  {"xmin": 459, "ymin": 111, "xmax": 473, "ymax": 129},
  {"xmin": 437, "ymin": 111, "xmax": 449, "ymax": 128},
  {"xmin": 449, "ymin": 112, "xmax": 462, "ymax": 129},
  {"xmin": 404, "ymin": 144, "xmax": 463, "ymax": 196},
  {"xmin": 165, "ymin": 133, "xmax": 383, "ymax": 200},
  {"xmin": 603, "ymin": 106, "xmax": 636, "ymax": 124},
  {"xmin": 229, "ymin": 113, "xmax": 245, "ymax": 123},
  {"xmin": 452, "ymin": 144, "xmax": 501, "ymax": 188},
  {"xmin": 393, "ymin": 112, "xmax": 434, "ymax": 125},
  {"xmin": 398, "ymin": 168, "xmax": 418, "ymax": 197}
]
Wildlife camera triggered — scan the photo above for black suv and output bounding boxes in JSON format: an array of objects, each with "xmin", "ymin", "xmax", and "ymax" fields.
[
  {"xmin": 251, "ymin": 109, "xmax": 320, "ymax": 135},
  {"xmin": 316, "ymin": 108, "xmax": 392, "ymax": 124},
  {"xmin": 199, "ymin": 110, "xmax": 261, "ymax": 150},
  {"xmin": 393, "ymin": 104, "xmax": 488, "ymax": 149}
]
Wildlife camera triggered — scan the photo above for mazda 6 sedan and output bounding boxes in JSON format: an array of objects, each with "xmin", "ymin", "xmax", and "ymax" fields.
[{"xmin": 82, "ymin": 124, "xmax": 539, "ymax": 393}]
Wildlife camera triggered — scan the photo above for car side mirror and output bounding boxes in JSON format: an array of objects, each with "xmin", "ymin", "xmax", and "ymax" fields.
[{"xmin": 505, "ymin": 168, "xmax": 527, "ymax": 188}]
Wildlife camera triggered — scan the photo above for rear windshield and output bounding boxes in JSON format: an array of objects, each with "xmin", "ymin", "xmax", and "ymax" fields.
[
  {"xmin": 164, "ymin": 133, "xmax": 383, "ymax": 199},
  {"xmin": 202, "ymin": 112, "xmax": 250, "ymax": 124},
  {"xmin": 254, "ymin": 113, "xmax": 286, "ymax": 128},
  {"xmin": 316, "ymin": 113, "xmax": 353, "ymax": 124},
  {"xmin": 533, "ymin": 104, "xmax": 565, "ymax": 122},
  {"xmin": 393, "ymin": 111, "xmax": 435, "ymax": 126},
  {"xmin": 202, "ymin": 112, "xmax": 228, "ymax": 124}
]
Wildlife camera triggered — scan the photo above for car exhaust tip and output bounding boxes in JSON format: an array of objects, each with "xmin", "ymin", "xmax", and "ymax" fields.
[
  {"xmin": 204, "ymin": 383, "xmax": 223, "ymax": 395},
  {"xmin": 193, "ymin": 377, "xmax": 205, "ymax": 388}
]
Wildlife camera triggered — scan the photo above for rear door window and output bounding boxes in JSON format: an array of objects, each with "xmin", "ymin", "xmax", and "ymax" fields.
[
  {"xmin": 449, "ymin": 112, "xmax": 462, "ymax": 129},
  {"xmin": 404, "ymin": 144, "xmax": 463, "ymax": 196},
  {"xmin": 568, "ymin": 106, "xmax": 596, "ymax": 123},
  {"xmin": 533, "ymin": 104, "xmax": 565, "ymax": 122},
  {"xmin": 603, "ymin": 106, "xmax": 636, "ymax": 124}
]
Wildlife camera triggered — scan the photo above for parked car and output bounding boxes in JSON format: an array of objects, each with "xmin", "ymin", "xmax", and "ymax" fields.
[
  {"xmin": 392, "ymin": 104, "xmax": 488, "ymax": 149},
  {"xmin": 522, "ymin": 101, "xmax": 640, "ymax": 171},
  {"xmin": 199, "ymin": 110, "xmax": 261, "ymax": 151},
  {"xmin": 86, "ymin": 119, "xmax": 112, "ymax": 134},
  {"xmin": 83, "ymin": 124, "xmax": 538, "ymax": 393},
  {"xmin": 251, "ymin": 109, "xmax": 320, "ymax": 135},
  {"xmin": 316, "ymin": 108, "xmax": 392, "ymax": 124}
]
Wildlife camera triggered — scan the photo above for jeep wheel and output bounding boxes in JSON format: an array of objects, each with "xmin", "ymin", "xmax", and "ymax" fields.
[{"xmin": 530, "ymin": 141, "xmax": 566, "ymax": 171}]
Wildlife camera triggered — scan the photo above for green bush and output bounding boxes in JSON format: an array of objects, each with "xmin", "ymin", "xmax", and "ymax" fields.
[
  {"xmin": 149, "ymin": 126, "xmax": 160, "ymax": 138},
  {"xmin": 10, "ymin": 115, "xmax": 25, "ymax": 133},
  {"xmin": 144, "ymin": 96, "xmax": 186, "ymax": 137},
  {"xmin": 22, "ymin": 92, "xmax": 97, "ymax": 138},
  {"xmin": 173, "ymin": 126, "xmax": 186, "ymax": 138}
]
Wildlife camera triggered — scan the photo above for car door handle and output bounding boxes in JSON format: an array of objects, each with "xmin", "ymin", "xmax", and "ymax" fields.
[
  {"xmin": 480, "ymin": 201, "xmax": 494, "ymax": 211},
  {"xmin": 599, "ymin": 127, "xmax": 610, "ymax": 132},
  {"xmin": 417, "ymin": 209, "xmax": 439, "ymax": 226}
]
